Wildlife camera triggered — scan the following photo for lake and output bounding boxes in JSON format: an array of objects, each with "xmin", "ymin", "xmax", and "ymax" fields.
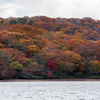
[{"xmin": 0, "ymin": 81, "xmax": 100, "ymax": 100}]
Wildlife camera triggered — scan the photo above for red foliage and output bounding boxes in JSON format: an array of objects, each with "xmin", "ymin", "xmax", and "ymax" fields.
[
  {"xmin": 68, "ymin": 39, "xmax": 74, "ymax": 44},
  {"xmin": 46, "ymin": 61, "xmax": 58, "ymax": 71},
  {"xmin": 1, "ymin": 58, "xmax": 4, "ymax": 61},
  {"xmin": 25, "ymin": 51, "xmax": 32, "ymax": 58}
]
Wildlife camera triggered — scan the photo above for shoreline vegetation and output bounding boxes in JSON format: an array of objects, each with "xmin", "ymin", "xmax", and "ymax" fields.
[
  {"xmin": 0, "ymin": 16, "xmax": 100, "ymax": 79},
  {"xmin": 1, "ymin": 79, "xmax": 100, "ymax": 82}
]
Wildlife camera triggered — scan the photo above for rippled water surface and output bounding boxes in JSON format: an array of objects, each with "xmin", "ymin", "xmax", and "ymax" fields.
[{"xmin": 0, "ymin": 81, "xmax": 100, "ymax": 100}]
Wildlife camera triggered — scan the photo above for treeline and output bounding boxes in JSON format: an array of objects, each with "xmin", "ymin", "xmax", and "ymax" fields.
[{"xmin": 0, "ymin": 16, "xmax": 100, "ymax": 79}]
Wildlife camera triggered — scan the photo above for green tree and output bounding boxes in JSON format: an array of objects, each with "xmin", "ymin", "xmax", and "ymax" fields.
[
  {"xmin": 1, "ymin": 20, "xmax": 4, "ymax": 24},
  {"xmin": 10, "ymin": 61, "xmax": 23, "ymax": 78},
  {"xmin": 51, "ymin": 25, "xmax": 59, "ymax": 31},
  {"xmin": 10, "ymin": 61, "xmax": 23, "ymax": 70},
  {"xmin": 17, "ymin": 18, "xmax": 27, "ymax": 24},
  {"xmin": 87, "ymin": 60, "xmax": 100, "ymax": 75},
  {"xmin": 28, "ymin": 20, "xmax": 34, "ymax": 25},
  {"xmin": 9, "ymin": 20, "xmax": 17, "ymax": 25}
]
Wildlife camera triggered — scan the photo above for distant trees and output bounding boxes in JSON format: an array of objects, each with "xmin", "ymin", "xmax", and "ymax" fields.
[
  {"xmin": 0, "ymin": 16, "xmax": 100, "ymax": 79},
  {"xmin": 9, "ymin": 18, "xmax": 27, "ymax": 25},
  {"xmin": 28, "ymin": 20, "xmax": 34, "ymax": 25},
  {"xmin": 9, "ymin": 20, "xmax": 17, "ymax": 25}
]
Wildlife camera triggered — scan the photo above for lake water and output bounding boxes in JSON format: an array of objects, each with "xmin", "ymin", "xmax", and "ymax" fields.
[{"xmin": 0, "ymin": 81, "xmax": 100, "ymax": 100}]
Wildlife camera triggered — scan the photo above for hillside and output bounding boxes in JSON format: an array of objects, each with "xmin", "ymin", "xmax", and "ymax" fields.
[{"xmin": 0, "ymin": 16, "xmax": 100, "ymax": 79}]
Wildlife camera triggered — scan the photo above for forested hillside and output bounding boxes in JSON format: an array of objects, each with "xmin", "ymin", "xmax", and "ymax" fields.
[{"xmin": 0, "ymin": 16, "xmax": 100, "ymax": 79}]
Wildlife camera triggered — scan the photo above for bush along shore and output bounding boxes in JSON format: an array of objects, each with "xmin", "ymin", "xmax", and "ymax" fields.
[{"xmin": 0, "ymin": 16, "xmax": 100, "ymax": 79}]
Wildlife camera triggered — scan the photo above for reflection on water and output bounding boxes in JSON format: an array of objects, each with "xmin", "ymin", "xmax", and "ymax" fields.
[{"xmin": 0, "ymin": 81, "xmax": 100, "ymax": 100}]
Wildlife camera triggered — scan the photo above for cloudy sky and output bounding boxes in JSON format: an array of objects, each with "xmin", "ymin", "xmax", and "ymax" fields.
[{"xmin": 0, "ymin": 0, "xmax": 100, "ymax": 19}]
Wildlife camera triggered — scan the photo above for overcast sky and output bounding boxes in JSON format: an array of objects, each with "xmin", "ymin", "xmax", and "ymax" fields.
[{"xmin": 0, "ymin": 0, "xmax": 100, "ymax": 20}]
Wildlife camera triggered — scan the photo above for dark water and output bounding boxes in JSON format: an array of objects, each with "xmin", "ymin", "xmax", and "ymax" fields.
[{"xmin": 0, "ymin": 81, "xmax": 100, "ymax": 100}]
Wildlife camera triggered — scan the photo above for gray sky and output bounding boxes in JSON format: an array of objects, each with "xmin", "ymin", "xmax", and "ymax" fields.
[{"xmin": 0, "ymin": 0, "xmax": 100, "ymax": 19}]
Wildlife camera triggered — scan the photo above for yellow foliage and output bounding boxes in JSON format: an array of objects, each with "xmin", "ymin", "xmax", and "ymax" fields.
[
  {"xmin": 66, "ymin": 51, "xmax": 81, "ymax": 61},
  {"xmin": 88, "ymin": 60, "xmax": 100, "ymax": 73},
  {"xmin": 71, "ymin": 39, "xmax": 85, "ymax": 43},
  {"xmin": 38, "ymin": 28, "xmax": 50, "ymax": 34},
  {"xmin": 54, "ymin": 31, "xmax": 64, "ymax": 38},
  {"xmin": 73, "ymin": 33, "xmax": 83, "ymax": 39},
  {"xmin": 84, "ymin": 22, "xmax": 88, "ymax": 25},
  {"xmin": 20, "ymin": 39, "xmax": 33, "ymax": 45},
  {"xmin": 96, "ymin": 40, "xmax": 100, "ymax": 46},
  {"xmin": 41, "ymin": 39, "xmax": 48, "ymax": 43},
  {"xmin": 52, "ymin": 40, "xmax": 58, "ymax": 44},
  {"xmin": 55, "ymin": 31, "xmax": 63, "ymax": 35},
  {"xmin": 28, "ymin": 45, "xmax": 40, "ymax": 53},
  {"xmin": 32, "ymin": 62, "xmax": 38, "ymax": 67}
]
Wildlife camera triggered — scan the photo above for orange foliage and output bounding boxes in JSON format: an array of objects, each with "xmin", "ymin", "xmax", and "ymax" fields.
[
  {"xmin": 20, "ymin": 39, "xmax": 33, "ymax": 45},
  {"xmin": 0, "ymin": 42, "xmax": 5, "ymax": 48},
  {"xmin": 28, "ymin": 45, "xmax": 40, "ymax": 55},
  {"xmin": 67, "ymin": 39, "xmax": 85, "ymax": 50},
  {"xmin": 47, "ymin": 71, "xmax": 51, "ymax": 77},
  {"xmin": 1, "ymin": 16, "xmax": 100, "ymax": 78}
]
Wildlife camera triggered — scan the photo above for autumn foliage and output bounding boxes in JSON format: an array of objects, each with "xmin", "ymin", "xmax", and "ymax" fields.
[
  {"xmin": 46, "ymin": 61, "xmax": 58, "ymax": 71},
  {"xmin": 0, "ymin": 16, "xmax": 100, "ymax": 79}
]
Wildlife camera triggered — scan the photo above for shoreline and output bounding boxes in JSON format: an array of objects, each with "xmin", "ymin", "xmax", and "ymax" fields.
[{"xmin": 0, "ymin": 79, "xmax": 100, "ymax": 82}]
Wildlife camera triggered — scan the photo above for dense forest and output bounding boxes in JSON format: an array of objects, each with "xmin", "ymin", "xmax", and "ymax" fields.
[{"xmin": 0, "ymin": 16, "xmax": 100, "ymax": 79}]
